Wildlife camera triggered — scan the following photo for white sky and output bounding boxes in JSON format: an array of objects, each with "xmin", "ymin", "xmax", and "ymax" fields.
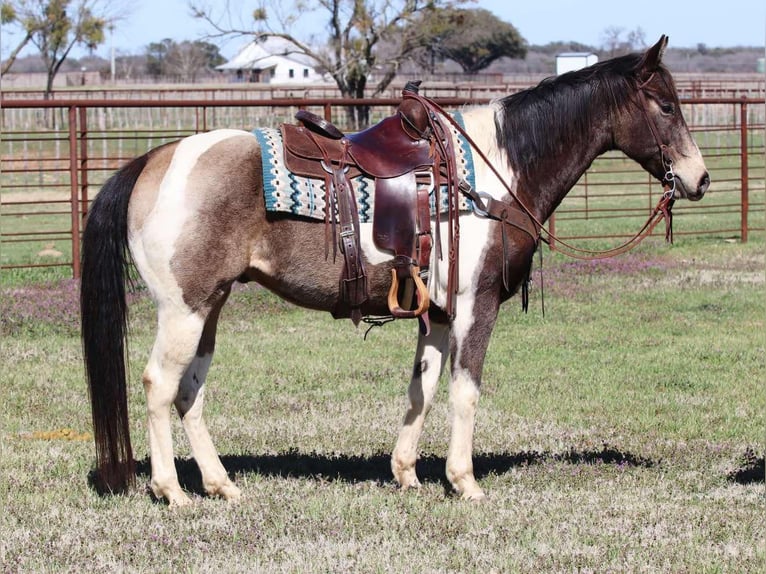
[{"xmin": 2, "ymin": 0, "xmax": 765, "ymax": 61}]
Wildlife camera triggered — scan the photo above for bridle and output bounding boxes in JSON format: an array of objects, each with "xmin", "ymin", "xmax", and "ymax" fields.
[
  {"xmin": 410, "ymin": 79, "xmax": 679, "ymax": 262},
  {"xmin": 636, "ymin": 72, "xmax": 678, "ymax": 242}
]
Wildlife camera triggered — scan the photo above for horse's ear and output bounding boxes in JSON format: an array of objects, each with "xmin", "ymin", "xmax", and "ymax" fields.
[{"xmin": 636, "ymin": 35, "xmax": 669, "ymax": 77}]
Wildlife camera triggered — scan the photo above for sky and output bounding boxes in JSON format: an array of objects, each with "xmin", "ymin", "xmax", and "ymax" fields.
[{"xmin": 3, "ymin": 0, "xmax": 765, "ymax": 61}]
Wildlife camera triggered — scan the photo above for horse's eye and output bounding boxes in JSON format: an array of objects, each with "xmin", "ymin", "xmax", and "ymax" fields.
[{"xmin": 660, "ymin": 102, "xmax": 675, "ymax": 115}]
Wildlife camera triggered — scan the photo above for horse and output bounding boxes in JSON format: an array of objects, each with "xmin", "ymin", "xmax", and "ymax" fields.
[{"xmin": 81, "ymin": 36, "xmax": 709, "ymax": 506}]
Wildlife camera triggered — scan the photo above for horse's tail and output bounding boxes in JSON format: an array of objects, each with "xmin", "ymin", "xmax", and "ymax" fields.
[{"xmin": 81, "ymin": 154, "xmax": 148, "ymax": 494}]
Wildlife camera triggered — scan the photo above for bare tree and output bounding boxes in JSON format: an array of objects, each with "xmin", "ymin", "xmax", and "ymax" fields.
[
  {"xmin": 191, "ymin": 0, "xmax": 468, "ymax": 128},
  {"xmin": 601, "ymin": 26, "xmax": 646, "ymax": 58},
  {"xmin": 166, "ymin": 40, "xmax": 224, "ymax": 81},
  {"xmin": 627, "ymin": 27, "xmax": 647, "ymax": 51},
  {"xmin": 601, "ymin": 25, "xmax": 625, "ymax": 58}
]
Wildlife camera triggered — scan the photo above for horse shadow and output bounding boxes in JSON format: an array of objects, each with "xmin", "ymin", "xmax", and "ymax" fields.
[
  {"xmin": 726, "ymin": 449, "xmax": 765, "ymax": 485},
  {"xmin": 101, "ymin": 445, "xmax": 763, "ymax": 500},
  {"xmin": 131, "ymin": 445, "xmax": 657, "ymax": 498}
]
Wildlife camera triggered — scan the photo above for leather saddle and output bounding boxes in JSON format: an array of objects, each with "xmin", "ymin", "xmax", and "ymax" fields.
[
  {"xmin": 280, "ymin": 84, "xmax": 450, "ymax": 330},
  {"xmin": 282, "ymin": 114, "xmax": 435, "ymax": 180},
  {"xmin": 278, "ymin": 83, "xmax": 475, "ymax": 332}
]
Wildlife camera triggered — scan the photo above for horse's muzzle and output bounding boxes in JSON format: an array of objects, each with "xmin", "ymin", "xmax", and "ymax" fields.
[
  {"xmin": 677, "ymin": 171, "xmax": 710, "ymax": 201},
  {"xmin": 691, "ymin": 171, "xmax": 710, "ymax": 201}
]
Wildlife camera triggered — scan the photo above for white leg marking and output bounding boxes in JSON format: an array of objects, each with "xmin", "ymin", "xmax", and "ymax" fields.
[
  {"xmin": 391, "ymin": 322, "xmax": 450, "ymax": 490},
  {"xmin": 143, "ymin": 306, "xmax": 205, "ymax": 507},
  {"xmin": 447, "ymin": 288, "xmax": 489, "ymax": 500},
  {"xmin": 447, "ymin": 368, "xmax": 485, "ymax": 500},
  {"xmin": 176, "ymin": 353, "xmax": 241, "ymax": 502}
]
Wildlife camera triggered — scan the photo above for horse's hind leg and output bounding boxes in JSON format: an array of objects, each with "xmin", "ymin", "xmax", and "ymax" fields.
[
  {"xmin": 391, "ymin": 321, "xmax": 450, "ymax": 490},
  {"xmin": 142, "ymin": 303, "xmax": 208, "ymax": 506},
  {"xmin": 174, "ymin": 287, "xmax": 240, "ymax": 502}
]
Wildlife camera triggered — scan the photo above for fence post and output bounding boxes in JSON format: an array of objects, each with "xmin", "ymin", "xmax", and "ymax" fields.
[
  {"xmin": 739, "ymin": 98, "xmax": 749, "ymax": 243},
  {"xmin": 68, "ymin": 105, "xmax": 81, "ymax": 278}
]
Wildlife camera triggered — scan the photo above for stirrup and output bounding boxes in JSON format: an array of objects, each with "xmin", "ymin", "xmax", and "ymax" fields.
[{"xmin": 387, "ymin": 265, "xmax": 430, "ymax": 318}]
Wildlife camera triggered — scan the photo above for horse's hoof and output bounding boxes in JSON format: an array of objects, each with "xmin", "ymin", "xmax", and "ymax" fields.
[
  {"xmin": 392, "ymin": 461, "xmax": 421, "ymax": 491},
  {"xmin": 167, "ymin": 491, "xmax": 194, "ymax": 508},
  {"xmin": 216, "ymin": 481, "xmax": 242, "ymax": 502},
  {"xmin": 460, "ymin": 489, "xmax": 487, "ymax": 502},
  {"xmin": 399, "ymin": 476, "xmax": 422, "ymax": 492},
  {"xmin": 150, "ymin": 479, "xmax": 192, "ymax": 507},
  {"xmin": 449, "ymin": 473, "xmax": 486, "ymax": 501}
]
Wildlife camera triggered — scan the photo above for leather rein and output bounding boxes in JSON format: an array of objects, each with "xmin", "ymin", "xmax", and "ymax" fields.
[{"xmin": 407, "ymin": 81, "xmax": 678, "ymax": 263}]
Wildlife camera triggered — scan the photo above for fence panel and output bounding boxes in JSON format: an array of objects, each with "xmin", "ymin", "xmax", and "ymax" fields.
[{"xmin": 1, "ymin": 96, "xmax": 763, "ymax": 279}]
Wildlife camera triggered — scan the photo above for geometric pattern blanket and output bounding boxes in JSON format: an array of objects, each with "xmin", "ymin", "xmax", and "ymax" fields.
[{"xmin": 252, "ymin": 112, "xmax": 477, "ymax": 223}]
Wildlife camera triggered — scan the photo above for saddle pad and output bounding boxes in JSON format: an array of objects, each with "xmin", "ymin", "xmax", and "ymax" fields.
[{"xmin": 252, "ymin": 112, "xmax": 476, "ymax": 223}]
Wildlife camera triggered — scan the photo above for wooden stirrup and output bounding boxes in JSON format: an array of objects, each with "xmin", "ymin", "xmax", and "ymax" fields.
[{"xmin": 387, "ymin": 266, "xmax": 430, "ymax": 319}]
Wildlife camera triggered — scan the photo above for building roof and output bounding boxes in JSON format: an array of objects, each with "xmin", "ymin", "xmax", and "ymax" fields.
[
  {"xmin": 216, "ymin": 38, "xmax": 317, "ymax": 71},
  {"xmin": 557, "ymin": 52, "xmax": 598, "ymax": 58}
]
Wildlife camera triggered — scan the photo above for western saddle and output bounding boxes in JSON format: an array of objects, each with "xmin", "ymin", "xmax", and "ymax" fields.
[{"xmin": 280, "ymin": 82, "xmax": 465, "ymax": 332}]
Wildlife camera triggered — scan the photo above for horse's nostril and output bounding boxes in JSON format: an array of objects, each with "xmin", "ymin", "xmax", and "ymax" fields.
[{"xmin": 699, "ymin": 172, "xmax": 710, "ymax": 195}]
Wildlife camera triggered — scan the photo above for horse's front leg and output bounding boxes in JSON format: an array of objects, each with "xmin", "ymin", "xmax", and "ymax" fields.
[
  {"xmin": 391, "ymin": 321, "xmax": 450, "ymax": 490},
  {"xmin": 446, "ymin": 290, "xmax": 500, "ymax": 500}
]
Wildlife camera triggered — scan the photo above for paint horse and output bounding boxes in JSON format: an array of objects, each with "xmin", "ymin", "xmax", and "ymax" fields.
[{"xmin": 81, "ymin": 36, "xmax": 709, "ymax": 506}]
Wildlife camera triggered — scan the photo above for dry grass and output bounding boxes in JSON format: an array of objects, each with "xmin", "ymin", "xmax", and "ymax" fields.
[{"xmin": 1, "ymin": 239, "xmax": 764, "ymax": 572}]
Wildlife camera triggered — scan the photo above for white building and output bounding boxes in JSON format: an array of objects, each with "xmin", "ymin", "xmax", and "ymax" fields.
[
  {"xmin": 216, "ymin": 38, "xmax": 325, "ymax": 84},
  {"xmin": 555, "ymin": 52, "xmax": 598, "ymax": 75}
]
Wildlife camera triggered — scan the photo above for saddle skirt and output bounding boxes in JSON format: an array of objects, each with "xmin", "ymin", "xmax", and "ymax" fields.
[{"xmin": 252, "ymin": 112, "xmax": 477, "ymax": 223}]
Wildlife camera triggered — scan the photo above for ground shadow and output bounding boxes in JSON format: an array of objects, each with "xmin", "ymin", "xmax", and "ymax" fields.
[
  {"xmin": 132, "ymin": 445, "xmax": 656, "ymax": 497},
  {"xmin": 727, "ymin": 449, "xmax": 764, "ymax": 485}
]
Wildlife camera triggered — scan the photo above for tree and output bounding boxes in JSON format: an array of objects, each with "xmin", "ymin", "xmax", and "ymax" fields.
[
  {"xmin": 145, "ymin": 38, "xmax": 173, "ymax": 77},
  {"xmin": 1, "ymin": 0, "xmax": 111, "ymax": 97},
  {"xmin": 626, "ymin": 27, "xmax": 646, "ymax": 51},
  {"xmin": 191, "ymin": 0, "xmax": 470, "ymax": 128},
  {"xmin": 145, "ymin": 38, "xmax": 225, "ymax": 80},
  {"xmin": 412, "ymin": 8, "xmax": 526, "ymax": 74},
  {"xmin": 601, "ymin": 25, "xmax": 625, "ymax": 58},
  {"xmin": 601, "ymin": 26, "xmax": 646, "ymax": 58},
  {"xmin": 166, "ymin": 40, "xmax": 225, "ymax": 81},
  {"xmin": 1, "ymin": 1, "xmax": 35, "ymax": 75}
]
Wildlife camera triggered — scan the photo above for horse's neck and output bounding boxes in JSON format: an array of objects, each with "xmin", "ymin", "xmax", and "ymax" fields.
[{"xmin": 518, "ymin": 112, "xmax": 612, "ymax": 223}]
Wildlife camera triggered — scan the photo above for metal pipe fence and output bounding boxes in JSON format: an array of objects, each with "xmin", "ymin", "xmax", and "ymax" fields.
[{"xmin": 1, "ymin": 96, "xmax": 763, "ymax": 279}]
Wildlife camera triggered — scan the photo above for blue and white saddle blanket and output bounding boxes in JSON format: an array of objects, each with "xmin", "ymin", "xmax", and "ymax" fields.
[{"xmin": 253, "ymin": 112, "xmax": 476, "ymax": 223}]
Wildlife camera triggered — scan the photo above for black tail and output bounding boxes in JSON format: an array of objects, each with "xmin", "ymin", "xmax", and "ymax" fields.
[{"xmin": 81, "ymin": 154, "xmax": 148, "ymax": 494}]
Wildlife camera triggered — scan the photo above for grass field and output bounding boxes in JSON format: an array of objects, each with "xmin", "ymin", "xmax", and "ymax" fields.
[{"xmin": 1, "ymin": 236, "xmax": 763, "ymax": 572}]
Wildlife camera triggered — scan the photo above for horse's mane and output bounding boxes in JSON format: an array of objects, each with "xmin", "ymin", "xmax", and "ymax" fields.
[{"xmin": 495, "ymin": 52, "xmax": 655, "ymax": 176}]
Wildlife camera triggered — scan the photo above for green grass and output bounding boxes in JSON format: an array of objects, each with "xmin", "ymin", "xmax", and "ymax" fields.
[{"xmin": 1, "ymin": 239, "xmax": 763, "ymax": 572}]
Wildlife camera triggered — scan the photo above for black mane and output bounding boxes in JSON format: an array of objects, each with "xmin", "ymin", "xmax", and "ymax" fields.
[{"xmin": 495, "ymin": 53, "xmax": 648, "ymax": 176}]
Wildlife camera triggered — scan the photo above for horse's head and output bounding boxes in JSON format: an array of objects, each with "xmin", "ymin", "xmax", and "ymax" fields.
[{"xmin": 615, "ymin": 36, "xmax": 710, "ymax": 201}]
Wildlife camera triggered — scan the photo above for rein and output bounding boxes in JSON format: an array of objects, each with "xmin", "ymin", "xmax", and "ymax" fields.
[{"xmin": 405, "ymin": 87, "xmax": 678, "ymax": 263}]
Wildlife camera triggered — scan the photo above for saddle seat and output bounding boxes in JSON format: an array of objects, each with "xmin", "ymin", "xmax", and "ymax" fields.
[{"xmin": 282, "ymin": 108, "xmax": 435, "ymax": 180}]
